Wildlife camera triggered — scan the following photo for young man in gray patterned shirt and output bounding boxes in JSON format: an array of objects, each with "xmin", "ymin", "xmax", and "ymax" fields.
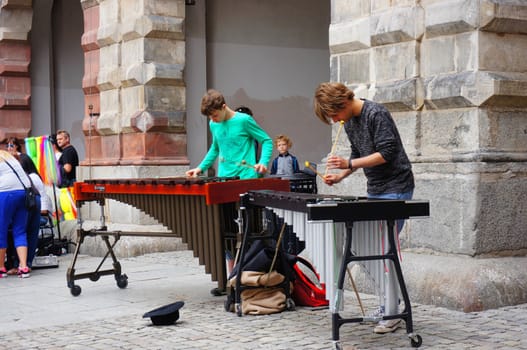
[{"xmin": 313, "ymin": 81, "xmax": 415, "ymax": 334}]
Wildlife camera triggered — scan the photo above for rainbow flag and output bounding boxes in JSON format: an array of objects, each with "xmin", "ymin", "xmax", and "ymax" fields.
[
  {"xmin": 24, "ymin": 135, "xmax": 75, "ymax": 220},
  {"xmin": 25, "ymin": 135, "xmax": 61, "ymax": 186}
]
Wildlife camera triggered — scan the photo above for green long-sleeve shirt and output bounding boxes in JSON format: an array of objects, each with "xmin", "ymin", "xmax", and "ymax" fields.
[{"xmin": 198, "ymin": 112, "xmax": 273, "ymax": 179}]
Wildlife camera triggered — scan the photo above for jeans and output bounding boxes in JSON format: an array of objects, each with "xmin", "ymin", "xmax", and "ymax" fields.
[
  {"xmin": 367, "ymin": 189, "xmax": 414, "ymax": 233},
  {"xmin": 26, "ymin": 196, "xmax": 42, "ymax": 267}
]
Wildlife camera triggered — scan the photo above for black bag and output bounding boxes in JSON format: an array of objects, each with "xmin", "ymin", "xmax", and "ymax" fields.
[
  {"xmin": 4, "ymin": 159, "xmax": 38, "ymax": 210},
  {"xmin": 228, "ymin": 240, "xmax": 297, "ymax": 280},
  {"xmin": 24, "ymin": 187, "xmax": 38, "ymax": 210}
]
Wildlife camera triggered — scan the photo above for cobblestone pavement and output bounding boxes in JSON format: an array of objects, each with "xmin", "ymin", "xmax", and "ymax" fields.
[{"xmin": 1, "ymin": 250, "xmax": 526, "ymax": 350}]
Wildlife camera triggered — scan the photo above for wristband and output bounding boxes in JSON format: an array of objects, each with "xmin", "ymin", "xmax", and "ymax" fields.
[{"xmin": 348, "ymin": 159, "xmax": 353, "ymax": 169}]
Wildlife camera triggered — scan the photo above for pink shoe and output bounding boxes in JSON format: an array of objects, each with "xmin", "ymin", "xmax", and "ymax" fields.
[
  {"xmin": 18, "ymin": 266, "xmax": 30, "ymax": 278},
  {"xmin": 0, "ymin": 267, "xmax": 7, "ymax": 278}
]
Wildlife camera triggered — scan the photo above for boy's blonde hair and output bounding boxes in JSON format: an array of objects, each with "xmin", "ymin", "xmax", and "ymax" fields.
[{"xmin": 274, "ymin": 134, "xmax": 292, "ymax": 148}]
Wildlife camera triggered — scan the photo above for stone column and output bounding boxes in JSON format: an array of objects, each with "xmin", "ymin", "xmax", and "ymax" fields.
[
  {"xmin": 80, "ymin": 0, "xmax": 102, "ymax": 168},
  {"xmin": 0, "ymin": 0, "xmax": 32, "ymax": 141},
  {"xmin": 328, "ymin": 0, "xmax": 527, "ymax": 311},
  {"xmin": 82, "ymin": 0, "xmax": 188, "ymax": 166},
  {"xmin": 77, "ymin": 0, "xmax": 190, "ymax": 233}
]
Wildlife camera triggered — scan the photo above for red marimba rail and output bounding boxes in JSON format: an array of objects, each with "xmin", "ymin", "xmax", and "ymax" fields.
[{"xmin": 74, "ymin": 177, "xmax": 290, "ymax": 205}]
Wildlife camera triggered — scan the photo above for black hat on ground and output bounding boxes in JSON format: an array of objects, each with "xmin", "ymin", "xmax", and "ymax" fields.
[{"xmin": 143, "ymin": 301, "xmax": 185, "ymax": 326}]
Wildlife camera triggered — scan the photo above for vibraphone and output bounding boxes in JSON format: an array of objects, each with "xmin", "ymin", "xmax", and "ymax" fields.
[
  {"xmin": 68, "ymin": 176, "xmax": 290, "ymax": 296},
  {"xmin": 240, "ymin": 190, "xmax": 429, "ymax": 349}
]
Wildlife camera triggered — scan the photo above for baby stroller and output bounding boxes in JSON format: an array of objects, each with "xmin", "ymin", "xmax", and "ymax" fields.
[{"xmin": 32, "ymin": 214, "xmax": 61, "ymax": 268}]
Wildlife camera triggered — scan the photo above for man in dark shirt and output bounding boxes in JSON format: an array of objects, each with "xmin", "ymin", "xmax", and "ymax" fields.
[
  {"xmin": 56, "ymin": 130, "xmax": 79, "ymax": 188},
  {"xmin": 313, "ymin": 82, "xmax": 415, "ymax": 334}
]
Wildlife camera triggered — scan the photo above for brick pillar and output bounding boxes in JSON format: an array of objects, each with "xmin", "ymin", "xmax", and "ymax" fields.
[
  {"xmin": 84, "ymin": 0, "xmax": 188, "ymax": 166},
  {"xmin": 80, "ymin": 0, "xmax": 102, "ymax": 166},
  {"xmin": 0, "ymin": 0, "xmax": 32, "ymax": 142}
]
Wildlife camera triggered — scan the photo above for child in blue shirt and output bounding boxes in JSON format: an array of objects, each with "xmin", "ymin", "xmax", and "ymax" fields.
[{"xmin": 270, "ymin": 134, "xmax": 300, "ymax": 176}]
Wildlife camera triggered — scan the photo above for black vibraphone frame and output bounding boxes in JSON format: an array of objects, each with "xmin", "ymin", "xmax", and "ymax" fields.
[{"xmin": 240, "ymin": 190, "xmax": 429, "ymax": 349}]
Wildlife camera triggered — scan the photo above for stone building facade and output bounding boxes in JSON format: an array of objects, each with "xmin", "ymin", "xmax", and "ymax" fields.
[
  {"xmin": 325, "ymin": 0, "xmax": 527, "ymax": 311},
  {"xmin": 1, "ymin": 0, "xmax": 526, "ymax": 311}
]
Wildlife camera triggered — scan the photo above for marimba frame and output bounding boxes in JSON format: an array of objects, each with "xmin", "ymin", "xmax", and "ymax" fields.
[{"xmin": 67, "ymin": 177, "xmax": 290, "ymax": 297}]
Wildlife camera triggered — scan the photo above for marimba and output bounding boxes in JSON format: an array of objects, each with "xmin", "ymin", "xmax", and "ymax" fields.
[
  {"xmin": 240, "ymin": 190, "xmax": 429, "ymax": 349},
  {"xmin": 67, "ymin": 177, "xmax": 290, "ymax": 296}
]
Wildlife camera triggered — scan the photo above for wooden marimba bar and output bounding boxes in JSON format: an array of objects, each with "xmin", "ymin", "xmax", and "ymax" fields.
[{"xmin": 67, "ymin": 177, "xmax": 290, "ymax": 296}]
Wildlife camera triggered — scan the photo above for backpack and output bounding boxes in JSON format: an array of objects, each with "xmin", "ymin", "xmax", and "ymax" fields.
[{"xmin": 292, "ymin": 256, "xmax": 329, "ymax": 307}]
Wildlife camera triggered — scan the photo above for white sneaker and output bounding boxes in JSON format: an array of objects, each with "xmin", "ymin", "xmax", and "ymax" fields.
[
  {"xmin": 369, "ymin": 305, "xmax": 385, "ymax": 317},
  {"xmin": 374, "ymin": 319, "xmax": 401, "ymax": 334}
]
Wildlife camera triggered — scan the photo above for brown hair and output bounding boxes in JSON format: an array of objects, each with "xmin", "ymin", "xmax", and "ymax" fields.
[
  {"xmin": 200, "ymin": 89, "xmax": 226, "ymax": 116},
  {"xmin": 274, "ymin": 134, "xmax": 292, "ymax": 148},
  {"xmin": 57, "ymin": 130, "xmax": 71, "ymax": 140},
  {"xmin": 313, "ymin": 82, "xmax": 355, "ymax": 125},
  {"xmin": 7, "ymin": 137, "xmax": 22, "ymax": 152}
]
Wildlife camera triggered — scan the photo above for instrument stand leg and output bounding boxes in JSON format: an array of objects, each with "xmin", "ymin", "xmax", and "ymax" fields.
[
  {"xmin": 66, "ymin": 228, "xmax": 86, "ymax": 296},
  {"xmin": 385, "ymin": 221, "xmax": 422, "ymax": 347},
  {"xmin": 101, "ymin": 234, "xmax": 128, "ymax": 290},
  {"xmin": 233, "ymin": 204, "xmax": 248, "ymax": 316},
  {"xmin": 223, "ymin": 205, "xmax": 245, "ymax": 309},
  {"xmin": 331, "ymin": 220, "xmax": 422, "ymax": 349},
  {"xmin": 332, "ymin": 221, "xmax": 354, "ymax": 350},
  {"xmin": 65, "ymin": 229, "xmax": 128, "ymax": 296},
  {"xmin": 384, "ymin": 224, "xmax": 400, "ymax": 317}
]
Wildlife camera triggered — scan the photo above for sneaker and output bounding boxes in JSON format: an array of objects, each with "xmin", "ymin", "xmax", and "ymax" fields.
[
  {"xmin": 210, "ymin": 287, "xmax": 226, "ymax": 296},
  {"xmin": 374, "ymin": 319, "xmax": 402, "ymax": 334},
  {"xmin": 7, "ymin": 268, "xmax": 18, "ymax": 275},
  {"xmin": 0, "ymin": 267, "xmax": 7, "ymax": 278},
  {"xmin": 369, "ymin": 305, "xmax": 385, "ymax": 318},
  {"xmin": 18, "ymin": 266, "xmax": 30, "ymax": 278}
]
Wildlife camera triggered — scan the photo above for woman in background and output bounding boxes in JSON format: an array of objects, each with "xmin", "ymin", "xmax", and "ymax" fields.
[{"xmin": 0, "ymin": 149, "xmax": 31, "ymax": 278}]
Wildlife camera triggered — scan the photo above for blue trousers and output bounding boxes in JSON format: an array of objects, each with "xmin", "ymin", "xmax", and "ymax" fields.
[{"xmin": 0, "ymin": 190, "xmax": 28, "ymax": 249}]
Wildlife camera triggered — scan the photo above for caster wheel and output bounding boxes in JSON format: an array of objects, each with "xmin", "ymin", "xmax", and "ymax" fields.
[
  {"xmin": 116, "ymin": 274, "xmax": 128, "ymax": 289},
  {"xmin": 410, "ymin": 334, "xmax": 422, "ymax": 348},
  {"xmin": 89, "ymin": 274, "xmax": 100, "ymax": 282},
  {"xmin": 70, "ymin": 284, "xmax": 82, "ymax": 296}
]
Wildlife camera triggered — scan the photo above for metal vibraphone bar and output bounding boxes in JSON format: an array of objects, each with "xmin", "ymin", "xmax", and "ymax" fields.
[
  {"xmin": 260, "ymin": 209, "xmax": 390, "ymax": 313},
  {"xmin": 241, "ymin": 190, "xmax": 429, "ymax": 349},
  {"xmin": 67, "ymin": 177, "xmax": 290, "ymax": 297}
]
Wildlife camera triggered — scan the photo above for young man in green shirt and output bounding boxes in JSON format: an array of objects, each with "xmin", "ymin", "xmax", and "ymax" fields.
[{"xmin": 186, "ymin": 89, "xmax": 272, "ymax": 178}]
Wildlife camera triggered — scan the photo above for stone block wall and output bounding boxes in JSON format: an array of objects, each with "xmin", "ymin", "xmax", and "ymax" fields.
[
  {"xmin": 0, "ymin": 0, "xmax": 32, "ymax": 142},
  {"xmin": 80, "ymin": 0, "xmax": 189, "ymax": 166},
  {"xmin": 327, "ymin": 0, "xmax": 527, "ymax": 256}
]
